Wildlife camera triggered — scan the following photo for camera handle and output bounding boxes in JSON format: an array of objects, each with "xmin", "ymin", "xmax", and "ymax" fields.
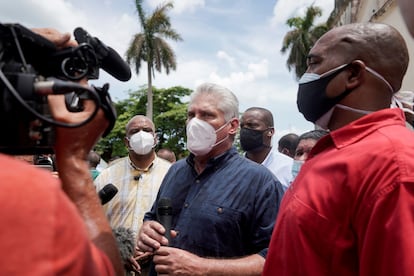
[{"xmin": 0, "ymin": 68, "xmax": 100, "ymax": 128}]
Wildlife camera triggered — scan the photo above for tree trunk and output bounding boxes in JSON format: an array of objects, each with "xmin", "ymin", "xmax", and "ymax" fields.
[{"xmin": 146, "ymin": 62, "xmax": 153, "ymax": 121}]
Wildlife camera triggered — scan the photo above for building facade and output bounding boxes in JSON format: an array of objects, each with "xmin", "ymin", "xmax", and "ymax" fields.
[{"xmin": 328, "ymin": 0, "xmax": 414, "ymax": 92}]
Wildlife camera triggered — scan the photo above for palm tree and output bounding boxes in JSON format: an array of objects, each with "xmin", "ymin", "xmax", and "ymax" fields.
[
  {"xmin": 126, "ymin": 0, "xmax": 182, "ymax": 121},
  {"xmin": 281, "ymin": 5, "xmax": 328, "ymax": 80}
]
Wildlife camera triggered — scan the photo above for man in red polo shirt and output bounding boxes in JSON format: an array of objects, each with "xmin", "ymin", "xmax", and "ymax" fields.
[{"xmin": 263, "ymin": 23, "xmax": 414, "ymax": 275}]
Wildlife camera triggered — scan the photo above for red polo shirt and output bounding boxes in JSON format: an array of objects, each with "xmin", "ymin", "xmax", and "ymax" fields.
[
  {"xmin": 263, "ymin": 108, "xmax": 414, "ymax": 275},
  {"xmin": 0, "ymin": 154, "xmax": 114, "ymax": 275}
]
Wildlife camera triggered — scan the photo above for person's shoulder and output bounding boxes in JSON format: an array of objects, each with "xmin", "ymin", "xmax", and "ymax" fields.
[
  {"xmin": 379, "ymin": 124, "xmax": 414, "ymax": 155},
  {"xmin": 1, "ymin": 153, "xmax": 38, "ymax": 168},
  {"xmin": 167, "ymin": 157, "xmax": 188, "ymax": 172},
  {"xmin": 270, "ymin": 147, "xmax": 293, "ymax": 162},
  {"xmin": 0, "ymin": 154, "xmax": 59, "ymax": 180},
  {"xmin": 94, "ymin": 157, "xmax": 128, "ymax": 185},
  {"xmin": 102, "ymin": 156, "xmax": 128, "ymax": 170},
  {"xmin": 0, "ymin": 154, "xmax": 61, "ymax": 199},
  {"xmin": 240, "ymin": 157, "xmax": 284, "ymax": 189},
  {"xmin": 237, "ymin": 154, "xmax": 273, "ymax": 174},
  {"xmin": 154, "ymin": 156, "xmax": 173, "ymax": 170},
  {"xmin": 155, "ymin": 155, "xmax": 172, "ymax": 165}
]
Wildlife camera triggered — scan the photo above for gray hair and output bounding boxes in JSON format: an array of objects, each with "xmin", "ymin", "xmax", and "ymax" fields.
[{"xmin": 190, "ymin": 83, "xmax": 239, "ymax": 121}]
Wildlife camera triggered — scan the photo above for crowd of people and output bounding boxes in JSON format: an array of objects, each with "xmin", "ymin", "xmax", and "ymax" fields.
[{"xmin": 2, "ymin": 3, "xmax": 414, "ymax": 276}]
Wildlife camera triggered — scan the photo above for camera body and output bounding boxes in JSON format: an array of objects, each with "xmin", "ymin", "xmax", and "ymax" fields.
[{"xmin": 0, "ymin": 23, "xmax": 130, "ymax": 154}]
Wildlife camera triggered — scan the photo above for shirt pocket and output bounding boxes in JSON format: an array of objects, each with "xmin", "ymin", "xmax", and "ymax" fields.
[{"xmin": 178, "ymin": 200, "xmax": 243, "ymax": 257}]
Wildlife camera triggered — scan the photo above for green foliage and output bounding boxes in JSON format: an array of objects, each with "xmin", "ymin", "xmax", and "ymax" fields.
[
  {"xmin": 281, "ymin": 5, "xmax": 329, "ymax": 80},
  {"xmin": 95, "ymin": 86, "xmax": 191, "ymax": 161}
]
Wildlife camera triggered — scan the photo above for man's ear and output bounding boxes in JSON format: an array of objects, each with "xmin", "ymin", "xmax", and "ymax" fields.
[
  {"xmin": 267, "ymin": 127, "xmax": 274, "ymax": 137},
  {"xmin": 281, "ymin": 148, "xmax": 290, "ymax": 156},
  {"xmin": 124, "ymin": 137, "xmax": 130, "ymax": 148},
  {"xmin": 153, "ymin": 132, "xmax": 159, "ymax": 146},
  {"xmin": 346, "ymin": 60, "xmax": 365, "ymax": 91},
  {"xmin": 228, "ymin": 118, "xmax": 239, "ymax": 135}
]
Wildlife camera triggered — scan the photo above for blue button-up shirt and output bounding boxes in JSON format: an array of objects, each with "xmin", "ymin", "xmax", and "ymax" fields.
[{"xmin": 144, "ymin": 147, "xmax": 284, "ymax": 259}]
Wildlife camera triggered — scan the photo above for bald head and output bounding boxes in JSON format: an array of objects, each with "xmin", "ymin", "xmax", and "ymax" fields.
[
  {"xmin": 314, "ymin": 23, "xmax": 408, "ymax": 92},
  {"xmin": 126, "ymin": 115, "xmax": 155, "ymax": 134},
  {"xmin": 157, "ymin": 148, "xmax": 176, "ymax": 163}
]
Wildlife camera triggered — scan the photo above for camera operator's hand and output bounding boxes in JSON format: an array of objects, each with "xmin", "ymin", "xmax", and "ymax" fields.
[
  {"xmin": 49, "ymin": 91, "xmax": 106, "ymax": 158},
  {"xmin": 33, "ymin": 28, "xmax": 123, "ymax": 276},
  {"xmin": 31, "ymin": 28, "xmax": 74, "ymax": 48},
  {"xmin": 48, "ymin": 89, "xmax": 123, "ymax": 276}
]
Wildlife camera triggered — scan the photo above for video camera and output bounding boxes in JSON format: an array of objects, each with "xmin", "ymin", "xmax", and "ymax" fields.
[{"xmin": 0, "ymin": 23, "xmax": 131, "ymax": 155}]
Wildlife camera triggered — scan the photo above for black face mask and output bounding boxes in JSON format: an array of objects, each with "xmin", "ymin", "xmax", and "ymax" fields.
[
  {"xmin": 297, "ymin": 64, "xmax": 352, "ymax": 123},
  {"xmin": 240, "ymin": 127, "xmax": 267, "ymax": 151}
]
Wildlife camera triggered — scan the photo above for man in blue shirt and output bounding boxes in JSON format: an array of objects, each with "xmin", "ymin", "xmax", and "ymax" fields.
[{"xmin": 136, "ymin": 83, "xmax": 284, "ymax": 275}]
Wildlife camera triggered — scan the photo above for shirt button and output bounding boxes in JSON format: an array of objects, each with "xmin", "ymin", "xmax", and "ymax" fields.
[
  {"xmin": 196, "ymin": 180, "xmax": 200, "ymax": 183},
  {"xmin": 184, "ymin": 203, "xmax": 189, "ymax": 208},
  {"xmin": 217, "ymin": 207, "xmax": 223, "ymax": 213}
]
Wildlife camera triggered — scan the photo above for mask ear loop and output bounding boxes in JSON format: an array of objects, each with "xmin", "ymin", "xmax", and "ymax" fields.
[
  {"xmin": 365, "ymin": 67, "xmax": 394, "ymax": 93},
  {"xmin": 212, "ymin": 118, "xmax": 238, "ymax": 147},
  {"xmin": 153, "ymin": 132, "xmax": 159, "ymax": 149},
  {"xmin": 353, "ymin": 60, "xmax": 395, "ymax": 94},
  {"xmin": 335, "ymin": 104, "xmax": 373, "ymax": 115},
  {"xmin": 214, "ymin": 119, "xmax": 231, "ymax": 134},
  {"xmin": 354, "ymin": 60, "xmax": 411, "ymax": 115}
]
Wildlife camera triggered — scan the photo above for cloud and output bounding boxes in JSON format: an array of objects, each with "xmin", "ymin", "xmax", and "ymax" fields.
[
  {"xmin": 206, "ymin": 59, "xmax": 269, "ymax": 88},
  {"xmin": 0, "ymin": 0, "xmax": 87, "ymax": 30},
  {"xmin": 216, "ymin": 50, "xmax": 235, "ymax": 67},
  {"xmin": 147, "ymin": 0, "xmax": 205, "ymax": 14},
  {"xmin": 0, "ymin": 0, "xmax": 317, "ymax": 137},
  {"xmin": 248, "ymin": 60, "xmax": 269, "ymax": 78},
  {"xmin": 271, "ymin": 0, "xmax": 334, "ymax": 27}
]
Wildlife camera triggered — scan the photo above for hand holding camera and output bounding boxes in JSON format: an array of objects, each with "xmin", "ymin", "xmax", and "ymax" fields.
[
  {"xmin": 0, "ymin": 23, "xmax": 131, "ymax": 155},
  {"xmin": 0, "ymin": 24, "xmax": 130, "ymax": 276}
]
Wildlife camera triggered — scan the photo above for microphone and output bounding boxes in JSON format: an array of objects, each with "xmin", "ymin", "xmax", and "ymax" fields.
[
  {"xmin": 112, "ymin": 227, "xmax": 135, "ymax": 265},
  {"xmin": 98, "ymin": 183, "xmax": 118, "ymax": 205},
  {"xmin": 74, "ymin": 27, "xmax": 132, "ymax": 82},
  {"xmin": 157, "ymin": 197, "xmax": 173, "ymax": 243},
  {"xmin": 134, "ymin": 174, "xmax": 141, "ymax": 181},
  {"xmin": 100, "ymin": 46, "xmax": 132, "ymax": 82}
]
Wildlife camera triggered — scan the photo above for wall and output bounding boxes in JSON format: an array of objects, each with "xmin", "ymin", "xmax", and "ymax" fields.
[{"xmin": 331, "ymin": 0, "xmax": 414, "ymax": 92}]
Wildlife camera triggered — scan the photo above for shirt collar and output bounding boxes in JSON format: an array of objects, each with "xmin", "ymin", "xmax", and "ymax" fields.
[
  {"xmin": 309, "ymin": 108, "xmax": 406, "ymax": 158},
  {"xmin": 187, "ymin": 147, "xmax": 238, "ymax": 170},
  {"xmin": 128, "ymin": 155, "xmax": 155, "ymax": 172}
]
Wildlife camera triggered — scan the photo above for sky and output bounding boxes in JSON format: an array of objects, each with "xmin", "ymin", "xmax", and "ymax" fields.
[{"xmin": 0, "ymin": 0, "xmax": 334, "ymax": 142}]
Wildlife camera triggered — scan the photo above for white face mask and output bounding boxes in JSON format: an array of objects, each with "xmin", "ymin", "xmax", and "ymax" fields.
[
  {"xmin": 128, "ymin": 131, "xmax": 155, "ymax": 155},
  {"xmin": 186, "ymin": 117, "xmax": 229, "ymax": 156}
]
